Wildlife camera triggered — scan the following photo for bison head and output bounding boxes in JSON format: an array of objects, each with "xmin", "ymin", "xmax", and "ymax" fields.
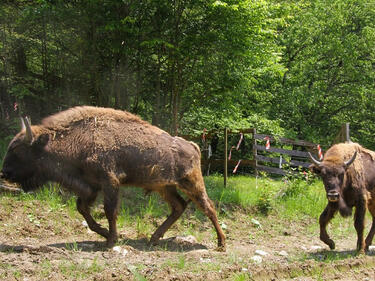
[
  {"xmin": 309, "ymin": 151, "xmax": 357, "ymax": 217},
  {"xmin": 1, "ymin": 117, "xmax": 49, "ymax": 192}
]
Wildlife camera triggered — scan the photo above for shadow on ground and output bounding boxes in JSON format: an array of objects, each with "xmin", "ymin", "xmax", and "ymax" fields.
[
  {"xmin": 0, "ymin": 236, "xmax": 207, "ymax": 254},
  {"xmin": 307, "ymin": 248, "xmax": 375, "ymax": 262}
]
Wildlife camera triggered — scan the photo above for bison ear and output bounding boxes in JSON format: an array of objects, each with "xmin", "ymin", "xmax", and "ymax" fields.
[{"xmin": 309, "ymin": 164, "xmax": 321, "ymax": 175}]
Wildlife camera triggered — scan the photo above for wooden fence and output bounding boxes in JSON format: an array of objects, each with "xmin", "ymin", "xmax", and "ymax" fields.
[{"xmin": 181, "ymin": 123, "xmax": 350, "ymax": 186}]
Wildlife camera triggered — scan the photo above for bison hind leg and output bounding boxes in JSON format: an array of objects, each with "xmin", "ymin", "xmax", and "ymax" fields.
[
  {"xmin": 177, "ymin": 172, "xmax": 226, "ymax": 251},
  {"xmin": 150, "ymin": 185, "xmax": 188, "ymax": 245}
]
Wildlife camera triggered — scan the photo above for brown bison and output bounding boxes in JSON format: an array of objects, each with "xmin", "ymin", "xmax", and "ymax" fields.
[
  {"xmin": 309, "ymin": 142, "xmax": 375, "ymax": 253},
  {"xmin": 0, "ymin": 106, "xmax": 225, "ymax": 250}
]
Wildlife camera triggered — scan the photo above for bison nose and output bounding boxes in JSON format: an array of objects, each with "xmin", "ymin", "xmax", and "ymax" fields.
[{"xmin": 327, "ymin": 191, "xmax": 340, "ymax": 202}]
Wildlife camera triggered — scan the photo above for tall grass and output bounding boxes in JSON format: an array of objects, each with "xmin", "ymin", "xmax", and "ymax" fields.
[{"xmin": 205, "ymin": 173, "xmax": 327, "ymax": 220}]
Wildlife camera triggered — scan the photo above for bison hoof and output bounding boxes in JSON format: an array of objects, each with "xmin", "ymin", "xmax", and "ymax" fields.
[
  {"xmin": 328, "ymin": 240, "xmax": 335, "ymax": 250},
  {"xmin": 106, "ymin": 237, "xmax": 118, "ymax": 248},
  {"xmin": 149, "ymin": 238, "xmax": 159, "ymax": 246},
  {"xmin": 356, "ymin": 247, "xmax": 366, "ymax": 255},
  {"xmin": 106, "ymin": 241, "xmax": 115, "ymax": 248},
  {"xmin": 150, "ymin": 233, "xmax": 162, "ymax": 246},
  {"xmin": 216, "ymin": 245, "xmax": 226, "ymax": 252}
]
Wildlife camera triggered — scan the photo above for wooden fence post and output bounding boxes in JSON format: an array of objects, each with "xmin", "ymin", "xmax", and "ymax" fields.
[
  {"xmin": 343, "ymin": 123, "xmax": 350, "ymax": 142},
  {"xmin": 333, "ymin": 123, "xmax": 350, "ymax": 144},
  {"xmin": 224, "ymin": 127, "xmax": 228, "ymax": 187},
  {"xmin": 252, "ymin": 128, "xmax": 258, "ymax": 178}
]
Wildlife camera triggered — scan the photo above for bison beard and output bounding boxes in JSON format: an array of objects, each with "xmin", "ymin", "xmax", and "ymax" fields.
[
  {"xmin": 309, "ymin": 142, "xmax": 375, "ymax": 253},
  {"xmin": 0, "ymin": 106, "xmax": 226, "ymax": 251},
  {"xmin": 337, "ymin": 197, "xmax": 352, "ymax": 217}
]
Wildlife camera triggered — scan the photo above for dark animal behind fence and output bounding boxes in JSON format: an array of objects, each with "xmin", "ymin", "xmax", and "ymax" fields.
[
  {"xmin": 309, "ymin": 142, "xmax": 375, "ymax": 253},
  {"xmin": 0, "ymin": 106, "xmax": 225, "ymax": 250}
]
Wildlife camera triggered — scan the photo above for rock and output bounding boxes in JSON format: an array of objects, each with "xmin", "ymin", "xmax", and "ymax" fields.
[
  {"xmin": 220, "ymin": 222, "xmax": 228, "ymax": 230},
  {"xmin": 251, "ymin": 255, "xmax": 263, "ymax": 264},
  {"xmin": 368, "ymin": 246, "xmax": 375, "ymax": 251},
  {"xmin": 251, "ymin": 218, "xmax": 262, "ymax": 228},
  {"xmin": 112, "ymin": 246, "xmax": 128, "ymax": 256},
  {"xmin": 255, "ymin": 249, "xmax": 268, "ymax": 256},
  {"xmin": 112, "ymin": 246, "xmax": 122, "ymax": 253},
  {"xmin": 175, "ymin": 235, "xmax": 198, "ymax": 245},
  {"xmin": 199, "ymin": 257, "xmax": 212, "ymax": 263},
  {"xmin": 82, "ymin": 220, "xmax": 88, "ymax": 227},
  {"xmin": 310, "ymin": 245, "xmax": 322, "ymax": 251},
  {"xmin": 278, "ymin": 250, "xmax": 288, "ymax": 257}
]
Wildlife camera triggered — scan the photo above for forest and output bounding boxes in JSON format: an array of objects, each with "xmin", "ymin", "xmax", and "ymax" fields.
[{"xmin": 1, "ymin": 0, "xmax": 375, "ymax": 148}]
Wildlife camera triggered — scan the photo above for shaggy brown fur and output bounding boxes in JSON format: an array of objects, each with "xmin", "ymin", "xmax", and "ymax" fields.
[
  {"xmin": 1, "ymin": 106, "xmax": 225, "ymax": 250},
  {"xmin": 310, "ymin": 142, "xmax": 375, "ymax": 253}
]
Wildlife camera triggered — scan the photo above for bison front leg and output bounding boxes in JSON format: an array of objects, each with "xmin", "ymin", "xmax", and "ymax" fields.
[
  {"xmin": 365, "ymin": 217, "xmax": 375, "ymax": 252},
  {"xmin": 365, "ymin": 202, "xmax": 375, "ymax": 251},
  {"xmin": 76, "ymin": 194, "xmax": 109, "ymax": 240},
  {"xmin": 150, "ymin": 186, "xmax": 188, "ymax": 245},
  {"xmin": 103, "ymin": 187, "xmax": 120, "ymax": 247},
  {"xmin": 319, "ymin": 204, "xmax": 337, "ymax": 250},
  {"xmin": 354, "ymin": 202, "xmax": 366, "ymax": 253}
]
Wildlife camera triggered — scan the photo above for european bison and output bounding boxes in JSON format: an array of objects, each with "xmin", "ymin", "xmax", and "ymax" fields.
[
  {"xmin": 1, "ymin": 106, "xmax": 225, "ymax": 250},
  {"xmin": 309, "ymin": 142, "xmax": 375, "ymax": 253}
]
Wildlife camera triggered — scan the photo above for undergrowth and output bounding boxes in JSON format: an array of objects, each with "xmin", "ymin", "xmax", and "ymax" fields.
[{"xmin": 205, "ymin": 173, "xmax": 326, "ymax": 220}]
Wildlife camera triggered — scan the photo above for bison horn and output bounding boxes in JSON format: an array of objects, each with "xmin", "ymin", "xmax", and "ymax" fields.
[
  {"xmin": 344, "ymin": 151, "xmax": 357, "ymax": 168},
  {"xmin": 22, "ymin": 116, "xmax": 34, "ymax": 144},
  {"xmin": 308, "ymin": 152, "xmax": 321, "ymax": 166},
  {"xmin": 20, "ymin": 117, "xmax": 26, "ymax": 131}
]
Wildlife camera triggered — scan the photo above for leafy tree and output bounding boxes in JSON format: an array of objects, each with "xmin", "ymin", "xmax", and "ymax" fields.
[{"xmin": 273, "ymin": 0, "xmax": 375, "ymax": 146}]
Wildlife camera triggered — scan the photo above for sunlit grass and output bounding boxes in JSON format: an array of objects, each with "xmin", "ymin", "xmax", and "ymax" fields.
[{"xmin": 205, "ymin": 173, "xmax": 327, "ymax": 220}]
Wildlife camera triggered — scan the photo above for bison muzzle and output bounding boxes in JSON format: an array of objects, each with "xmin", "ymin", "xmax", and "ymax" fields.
[{"xmin": 0, "ymin": 106, "xmax": 226, "ymax": 251}]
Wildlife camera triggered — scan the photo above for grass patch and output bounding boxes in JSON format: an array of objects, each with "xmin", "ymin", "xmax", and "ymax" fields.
[
  {"xmin": 204, "ymin": 173, "xmax": 326, "ymax": 221},
  {"xmin": 58, "ymin": 258, "xmax": 104, "ymax": 280}
]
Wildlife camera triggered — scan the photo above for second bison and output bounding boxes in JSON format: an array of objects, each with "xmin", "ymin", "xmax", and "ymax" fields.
[
  {"xmin": 1, "ymin": 106, "xmax": 225, "ymax": 250},
  {"xmin": 309, "ymin": 142, "xmax": 375, "ymax": 253}
]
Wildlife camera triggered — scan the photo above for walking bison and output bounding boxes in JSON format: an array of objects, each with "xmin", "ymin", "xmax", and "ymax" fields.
[
  {"xmin": 0, "ymin": 106, "xmax": 225, "ymax": 250},
  {"xmin": 309, "ymin": 142, "xmax": 375, "ymax": 253}
]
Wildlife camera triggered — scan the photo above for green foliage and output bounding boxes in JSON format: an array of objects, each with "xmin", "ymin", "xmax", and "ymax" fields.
[
  {"xmin": 1, "ymin": 0, "xmax": 375, "ymax": 148},
  {"xmin": 280, "ymin": 169, "xmax": 313, "ymax": 199},
  {"xmin": 255, "ymin": 190, "xmax": 273, "ymax": 216},
  {"xmin": 271, "ymin": 0, "xmax": 375, "ymax": 145},
  {"xmin": 205, "ymin": 174, "xmax": 326, "ymax": 220}
]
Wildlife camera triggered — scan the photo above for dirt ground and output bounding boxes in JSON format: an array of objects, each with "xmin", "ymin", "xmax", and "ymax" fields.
[{"xmin": 1, "ymin": 189, "xmax": 375, "ymax": 280}]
